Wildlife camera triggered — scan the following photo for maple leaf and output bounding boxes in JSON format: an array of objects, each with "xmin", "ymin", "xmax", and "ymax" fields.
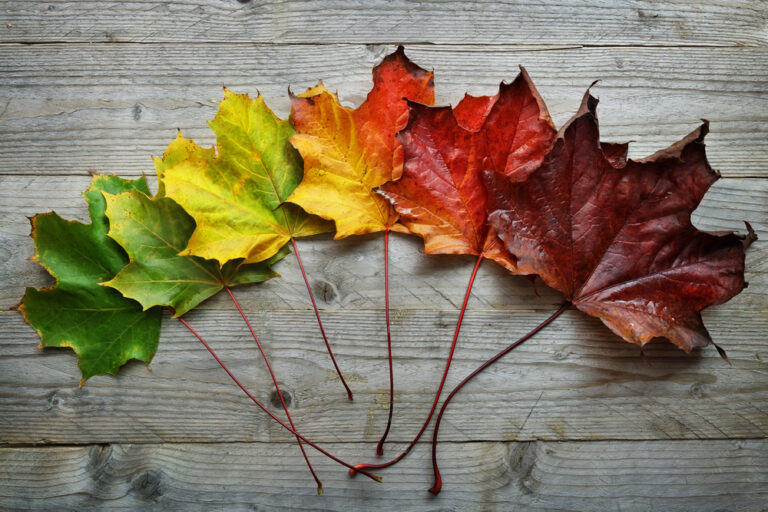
[
  {"xmin": 16, "ymin": 175, "xmax": 162, "ymax": 384},
  {"xmin": 287, "ymin": 46, "xmax": 435, "ymax": 237},
  {"xmin": 153, "ymin": 130, "xmax": 215, "ymax": 198},
  {"xmin": 286, "ymin": 46, "xmax": 436, "ymax": 448},
  {"xmin": 485, "ymin": 92, "xmax": 755, "ymax": 351},
  {"xmin": 162, "ymin": 88, "xmax": 333, "ymax": 265},
  {"xmin": 380, "ymin": 68, "xmax": 556, "ymax": 270},
  {"xmin": 102, "ymin": 188, "xmax": 287, "ymax": 317}
]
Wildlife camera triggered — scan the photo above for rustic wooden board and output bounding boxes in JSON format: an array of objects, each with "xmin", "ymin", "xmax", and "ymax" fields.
[
  {"xmin": 2, "ymin": 440, "xmax": 767, "ymax": 511},
  {"xmin": 1, "ymin": 44, "xmax": 766, "ymax": 177},
  {"xmin": 1, "ymin": 152, "xmax": 766, "ymax": 446},
  {"xmin": 2, "ymin": 0, "xmax": 766, "ymax": 46},
  {"xmin": 1, "ymin": 0, "xmax": 767, "ymax": 508},
  {"xmin": 3, "ymin": 301, "xmax": 768, "ymax": 444}
]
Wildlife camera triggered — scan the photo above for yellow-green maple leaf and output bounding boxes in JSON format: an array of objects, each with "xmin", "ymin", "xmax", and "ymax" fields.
[
  {"xmin": 102, "ymin": 188, "xmax": 287, "ymax": 317},
  {"xmin": 163, "ymin": 88, "xmax": 332, "ymax": 265},
  {"xmin": 153, "ymin": 130, "xmax": 215, "ymax": 198}
]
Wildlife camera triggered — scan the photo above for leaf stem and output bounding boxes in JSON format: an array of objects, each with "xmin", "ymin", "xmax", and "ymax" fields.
[
  {"xmin": 428, "ymin": 301, "xmax": 572, "ymax": 495},
  {"xmin": 225, "ymin": 287, "xmax": 322, "ymax": 494},
  {"xmin": 351, "ymin": 253, "xmax": 485, "ymax": 475},
  {"xmin": 290, "ymin": 236, "xmax": 353, "ymax": 401},
  {"xmin": 375, "ymin": 227, "xmax": 394, "ymax": 456},
  {"xmin": 174, "ymin": 313, "xmax": 381, "ymax": 483}
]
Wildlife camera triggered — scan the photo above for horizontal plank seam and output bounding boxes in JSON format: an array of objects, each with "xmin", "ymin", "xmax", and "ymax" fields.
[
  {"xmin": 0, "ymin": 42, "xmax": 765, "ymax": 49},
  {"xmin": 2, "ymin": 437, "xmax": 767, "ymax": 449},
  {"xmin": 2, "ymin": 307, "xmax": 767, "ymax": 316}
]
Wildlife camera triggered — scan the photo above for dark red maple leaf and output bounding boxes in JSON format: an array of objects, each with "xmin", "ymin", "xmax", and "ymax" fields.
[{"xmin": 484, "ymin": 92, "xmax": 755, "ymax": 352}]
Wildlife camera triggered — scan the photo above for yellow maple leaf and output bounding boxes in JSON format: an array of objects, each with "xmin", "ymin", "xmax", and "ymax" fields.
[{"xmin": 287, "ymin": 46, "xmax": 435, "ymax": 238}]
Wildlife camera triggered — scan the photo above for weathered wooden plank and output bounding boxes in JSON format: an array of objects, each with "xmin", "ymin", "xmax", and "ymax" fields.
[
  {"xmin": 1, "ymin": 44, "xmax": 766, "ymax": 177},
  {"xmin": 2, "ymin": 0, "xmax": 766, "ymax": 46},
  {"xmin": 1, "ymin": 1, "xmax": 765, "ymax": 508},
  {"xmin": 1, "ymin": 174, "xmax": 765, "ymax": 311},
  {"xmin": 2, "ymin": 301, "xmax": 767, "ymax": 445},
  {"xmin": 1, "ymin": 440, "xmax": 767, "ymax": 511}
]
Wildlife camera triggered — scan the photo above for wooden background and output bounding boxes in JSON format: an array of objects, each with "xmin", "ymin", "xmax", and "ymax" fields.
[{"xmin": 1, "ymin": 1, "xmax": 767, "ymax": 510}]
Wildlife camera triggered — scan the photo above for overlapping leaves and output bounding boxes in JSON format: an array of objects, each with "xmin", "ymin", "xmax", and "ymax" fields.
[
  {"xmin": 381, "ymin": 69, "xmax": 556, "ymax": 270},
  {"xmin": 288, "ymin": 46, "xmax": 435, "ymax": 238},
  {"xmin": 103, "ymin": 188, "xmax": 287, "ymax": 317},
  {"xmin": 163, "ymin": 88, "xmax": 332, "ymax": 265},
  {"xmin": 17, "ymin": 48, "xmax": 753, "ymax": 444}
]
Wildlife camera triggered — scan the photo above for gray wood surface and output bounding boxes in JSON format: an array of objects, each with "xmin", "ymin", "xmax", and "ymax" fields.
[
  {"xmin": 2, "ymin": 44, "xmax": 767, "ymax": 177},
  {"xmin": 2, "ymin": 440, "xmax": 767, "ymax": 511},
  {"xmin": 1, "ymin": 1, "xmax": 767, "ymax": 510},
  {"xmin": 2, "ymin": 0, "xmax": 766, "ymax": 46}
]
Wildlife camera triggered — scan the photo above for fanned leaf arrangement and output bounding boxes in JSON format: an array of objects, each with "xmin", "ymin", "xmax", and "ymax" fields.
[{"xmin": 17, "ymin": 47, "xmax": 754, "ymax": 495}]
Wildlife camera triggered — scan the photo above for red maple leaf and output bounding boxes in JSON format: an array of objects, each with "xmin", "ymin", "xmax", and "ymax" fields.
[
  {"xmin": 380, "ymin": 67, "xmax": 556, "ymax": 270},
  {"xmin": 484, "ymin": 92, "xmax": 755, "ymax": 352}
]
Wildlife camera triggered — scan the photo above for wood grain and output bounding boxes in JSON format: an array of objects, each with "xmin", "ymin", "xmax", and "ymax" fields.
[
  {"xmin": 3, "ymin": 304, "xmax": 767, "ymax": 445},
  {"xmin": 2, "ymin": 0, "xmax": 767, "ymax": 46},
  {"xmin": 1, "ymin": 44, "xmax": 766, "ymax": 177},
  {"xmin": 2, "ymin": 173, "xmax": 765, "ymax": 445},
  {"xmin": 1, "ymin": 0, "xmax": 767, "ymax": 506},
  {"xmin": 2, "ymin": 440, "xmax": 767, "ymax": 511}
]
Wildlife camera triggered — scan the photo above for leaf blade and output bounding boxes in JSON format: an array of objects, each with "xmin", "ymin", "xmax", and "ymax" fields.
[{"xmin": 17, "ymin": 175, "xmax": 162, "ymax": 382}]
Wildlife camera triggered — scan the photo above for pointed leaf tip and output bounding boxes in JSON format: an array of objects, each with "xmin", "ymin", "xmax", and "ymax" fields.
[{"xmin": 714, "ymin": 343, "xmax": 733, "ymax": 366}]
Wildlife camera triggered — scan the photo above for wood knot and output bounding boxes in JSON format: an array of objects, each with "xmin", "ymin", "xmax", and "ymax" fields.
[
  {"xmin": 270, "ymin": 389, "xmax": 292, "ymax": 409},
  {"xmin": 313, "ymin": 279, "xmax": 338, "ymax": 304},
  {"xmin": 130, "ymin": 469, "xmax": 164, "ymax": 502}
]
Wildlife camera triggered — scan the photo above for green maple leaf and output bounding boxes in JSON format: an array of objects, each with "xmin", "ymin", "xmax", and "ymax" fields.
[
  {"xmin": 102, "ymin": 188, "xmax": 288, "ymax": 317},
  {"xmin": 162, "ymin": 88, "xmax": 333, "ymax": 265},
  {"xmin": 17, "ymin": 175, "xmax": 163, "ymax": 385}
]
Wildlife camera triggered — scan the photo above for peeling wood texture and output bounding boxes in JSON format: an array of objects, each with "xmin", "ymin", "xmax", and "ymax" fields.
[{"xmin": 1, "ymin": 1, "xmax": 767, "ymax": 510}]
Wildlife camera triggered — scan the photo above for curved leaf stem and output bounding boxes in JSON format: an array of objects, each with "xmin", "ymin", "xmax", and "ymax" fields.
[
  {"xmin": 290, "ymin": 236, "xmax": 353, "ymax": 401},
  {"xmin": 375, "ymin": 227, "xmax": 394, "ymax": 456},
  {"xmin": 225, "ymin": 287, "xmax": 322, "ymax": 494},
  {"xmin": 351, "ymin": 253, "xmax": 485, "ymax": 475},
  {"xmin": 174, "ymin": 313, "xmax": 381, "ymax": 483},
  {"xmin": 428, "ymin": 301, "xmax": 572, "ymax": 495}
]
